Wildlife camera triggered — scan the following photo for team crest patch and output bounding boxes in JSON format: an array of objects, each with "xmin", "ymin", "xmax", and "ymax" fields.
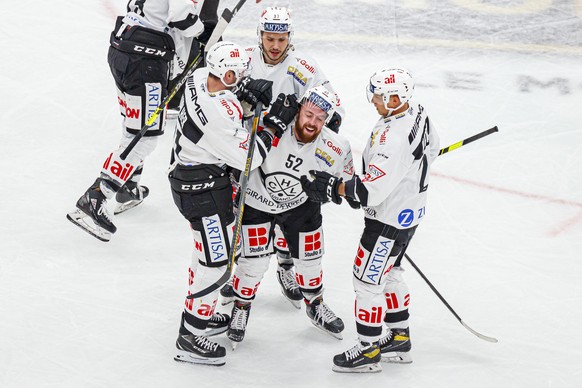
[{"xmin": 362, "ymin": 164, "xmax": 386, "ymax": 182}]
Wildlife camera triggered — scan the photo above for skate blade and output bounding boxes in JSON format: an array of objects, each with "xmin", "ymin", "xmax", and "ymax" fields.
[
  {"xmin": 205, "ymin": 325, "xmax": 228, "ymax": 337},
  {"xmin": 280, "ymin": 290, "xmax": 302, "ymax": 309},
  {"xmin": 332, "ymin": 363, "xmax": 382, "ymax": 373},
  {"xmin": 66, "ymin": 210, "xmax": 111, "ymax": 242},
  {"xmin": 381, "ymin": 351, "xmax": 412, "ymax": 364},
  {"xmin": 174, "ymin": 350, "xmax": 225, "ymax": 366},
  {"xmin": 114, "ymin": 199, "xmax": 144, "ymax": 215},
  {"xmin": 229, "ymin": 340, "xmax": 240, "ymax": 350},
  {"xmin": 310, "ymin": 321, "xmax": 343, "ymax": 340}
]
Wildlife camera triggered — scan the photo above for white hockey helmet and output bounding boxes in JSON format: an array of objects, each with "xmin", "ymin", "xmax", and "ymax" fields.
[
  {"xmin": 299, "ymin": 85, "xmax": 338, "ymax": 125},
  {"xmin": 206, "ymin": 41, "xmax": 251, "ymax": 87},
  {"xmin": 366, "ymin": 67, "xmax": 414, "ymax": 113},
  {"xmin": 257, "ymin": 7, "xmax": 293, "ymax": 44}
]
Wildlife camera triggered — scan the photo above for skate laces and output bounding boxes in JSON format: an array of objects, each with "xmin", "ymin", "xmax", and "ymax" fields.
[
  {"xmin": 379, "ymin": 330, "xmax": 392, "ymax": 346},
  {"xmin": 210, "ymin": 312, "xmax": 228, "ymax": 324},
  {"xmin": 344, "ymin": 343, "xmax": 364, "ymax": 361},
  {"xmin": 194, "ymin": 335, "xmax": 219, "ymax": 351},
  {"xmin": 314, "ymin": 301, "xmax": 337, "ymax": 324},
  {"xmin": 279, "ymin": 267, "xmax": 299, "ymax": 291},
  {"xmin": 96, "ymin": 200, "xmax": 113, "ymax": 223},
  {"xmin": 231, "ymin": 304, "xmax": 249, "ymax": 330}
]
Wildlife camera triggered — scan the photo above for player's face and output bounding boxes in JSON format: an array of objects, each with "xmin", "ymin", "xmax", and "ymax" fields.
[
  {"xmin": 294, "ymin": 103, "xmax": 326, "ymax": 143},
  {"xmin": 372, "ymin": 94, "xmax": 390, "ymax": 116},
  {"xmin": 261, "ymin": 32, "xmax": 290, "ymax": 65}
]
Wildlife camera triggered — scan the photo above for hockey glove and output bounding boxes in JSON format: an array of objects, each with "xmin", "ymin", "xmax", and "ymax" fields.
[
  {"xmin": 327, "ymin": 112, "xmax": 342, "ymax": 133},
  {"xmin": 197, "ymin": 20, "xmax": 217, "ymax": 45},
  {"xmin": 300, "ymin": 170, "xmax": 342, "ymax": 204},
  {"xmin": 263, "ymin": 93, "xmax": 299, "ymax": 138},
  {"xmin": 236, "ymin": 78, "xmax": 273, "ymax": 109}
]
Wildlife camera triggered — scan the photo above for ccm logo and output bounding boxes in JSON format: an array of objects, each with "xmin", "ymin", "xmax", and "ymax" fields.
[
  {"xmin": 133, "ymin": 45, "xmax": 167, "ymax": 57},
  {"xmin": 181, "ymin": 182, "xmax": 215, "ymax": 191}
]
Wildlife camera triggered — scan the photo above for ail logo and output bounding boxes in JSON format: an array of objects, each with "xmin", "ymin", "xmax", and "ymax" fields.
[
  {"xmin": 356, "ymin": 305, "xmax": 383, "ymax": 324},
  {"xmin": 103, "ymin": 153, "xmax": 135, "ymax": 182},
  {"xmin": 230, "ymin": 49, "xmax": 240, "ymax": 58},
  {"xmin": 384, "ymin": 74, "xmax": 395, "ymax": 84}
]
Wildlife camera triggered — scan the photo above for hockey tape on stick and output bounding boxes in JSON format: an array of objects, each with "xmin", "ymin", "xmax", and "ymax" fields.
[
  {"xmin": 438, "ymin": 126, "xmax": 499, "ymax": 156},
  {"xmin": 404, "ymin": 253, "xmax": 499, "ymax": 343},
  {"xmin": 120, "ymin": 0, "xmax": 251, "ymax": 161},
  {"xmin": 187, "ymin": 102, "xmax": 264, "ymax": 300}
]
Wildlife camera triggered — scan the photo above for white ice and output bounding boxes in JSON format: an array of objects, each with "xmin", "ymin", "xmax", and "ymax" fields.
[{"xmin": 1, "ymin": 0, "xmax": 582, "ymax": 387}]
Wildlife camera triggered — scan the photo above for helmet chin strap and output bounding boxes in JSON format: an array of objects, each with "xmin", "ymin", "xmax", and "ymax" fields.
[{"xmin": 383, "ymin": 95, "xmax": 407, "ymax": 116}]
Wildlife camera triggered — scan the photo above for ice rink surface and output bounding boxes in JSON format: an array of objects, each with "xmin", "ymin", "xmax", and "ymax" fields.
[{"xmin": 1, "ymin": 0, "xmax": 581, "ymax": 387}]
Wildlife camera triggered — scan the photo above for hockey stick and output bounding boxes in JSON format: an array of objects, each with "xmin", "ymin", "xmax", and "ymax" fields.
[
  {"xmin": 403, "ymin": 253, "xmax": 498, "ymax": 343},
  {"xmin": 405, "ymin": 126, "xmax": 500, "ymax": 342},
  {"xmin": 438, "ymin": 126, "xmax": 498, "ymax": 156},
  {"xmin": 120, "ymin": 0, "xmax": 251, "ymax": 160},
  {"xmin": 188, "ymin": 102, "xmax": 264, "ymax": 299}
]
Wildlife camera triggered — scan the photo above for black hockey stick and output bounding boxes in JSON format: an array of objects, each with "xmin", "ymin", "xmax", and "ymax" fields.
[
  {"xmin": 120, "ymin": 0, "xmax": 251, "ymax": 160},
  {"xmin": 438, "ymin": 126, "xmax": 498, "ymax": 156},
  {"xmin": 403, "ymin": 253, "xmax": 498, "ymax": 343},
  {"xmin": 187, "ymin": 102, "xmax": 264, "ymax": 300}
]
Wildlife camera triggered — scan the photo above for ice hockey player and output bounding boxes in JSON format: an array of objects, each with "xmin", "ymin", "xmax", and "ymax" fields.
[
  {"xmin": 226, "ymin": 86, "xmax": 354, "ymax": 349},
  {"xmin": 67, "ymin": 0, "xmax": 218, "ymax": 242},
  {"xmin": 220, "ymin": 6, "xmax": 345, "ymax": 309},
  {"xmin": 169, "ymin": 41, "xmax": 298, "ymax": 366},
  {"xmin": 301, "ymin": 68, "xmax": 440, "ymax": 373}
]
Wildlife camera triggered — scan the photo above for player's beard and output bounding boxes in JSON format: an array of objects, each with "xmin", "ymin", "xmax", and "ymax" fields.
[{"xmin": 294, "ymin": 118, "xmax": 322, "ymax": 143}]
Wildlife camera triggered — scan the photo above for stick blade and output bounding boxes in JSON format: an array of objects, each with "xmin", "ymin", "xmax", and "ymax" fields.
[{"xmin": 461, "ymin": 320, "xmax": 499, "ymax": 343}]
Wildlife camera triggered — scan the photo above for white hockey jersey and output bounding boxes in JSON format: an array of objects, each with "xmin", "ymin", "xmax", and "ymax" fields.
[
  {"xmin": 122, "ymin": 0, "xmax": 207, "ymax": 79},
  {"xmin": 172, "ymin": 67, "xmax": 270, "ymax": 171},
  {"xmin": 359, "ymin": 102, "xmax": 440, "ymax": 229},
  {"xmin": 245, "ymin": 45, "xmax": 345, "ymax": 128},
  {"xmin": 245, "ymin": 126, "xmax": 354, "ymax": 214}
]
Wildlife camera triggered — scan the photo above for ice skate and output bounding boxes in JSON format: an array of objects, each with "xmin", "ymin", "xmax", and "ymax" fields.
[
  {"xmin": 332, "ymin": 341, "xmax": 382, "ymax": 373},
  {"xmin": 220, "ymin": 277, "xmax": 234, "ymax": 306},
  {"xmin": 174, "ymin": 333, "xmax": 226, "ymax": 366},
  {"xmin": 379, "ymin": 327, "xmax": 412, "ymax": 364},
  {"xmin": 305, "ymin": 297, "xmax": 344, "ymax": 339},
  {"xmin": 66, "ymin": 179, "xmax": 116, "ymax": 242},
  {"xmin": 227, "ymin": 301, "xmax": 251, "ymax": 350},
  {"xmin": 276, "ymin": 264, "xmax": 303, "ymax": 309},
  {"xmin": 114, "ymin": 180, "xmax": 149, "ymax": 215},
  {"xmin": 205, "ymin": 312, "xmax": 230, "ymax": 336}
]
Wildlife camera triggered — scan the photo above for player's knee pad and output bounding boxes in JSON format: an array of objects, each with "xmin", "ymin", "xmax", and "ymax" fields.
[
  {"xmin": 189, "ymin": 216, "xmax": 234, "ymax": 268},
  {"xmin": 294, "ymin": 257, "xmax": 323, "ymax": 298},
  {"xmin": 119, "ymin": 132, "xmax": 158, "ymax": 161},
  {"xmin": 184, "ymin": 264, "xmax": 222, "ymax": 327},
  {"xmin": 353, "ymin": 278, "xmax": 385, "ymax": 340},
  {"xmin": 241, "ymin": 222, "xmax": 275, "ymax": 258},
  {"xmin": 383, "ymin": 267, "xmax": 410, "ymax": 327},
  {"xmin": 352, "ymin": 236, "xmax": 401, "ymax": 286},
  {"xmin": 232, "ymin": 255, "xmax": 270, "ymax": 301},
  {"xmin": 296, "ymin": 226, "xmax": 324, "ymax": 261},
  {"xmin": 100, "ymin": 148, "xmax": 143, "ymax": 190}
]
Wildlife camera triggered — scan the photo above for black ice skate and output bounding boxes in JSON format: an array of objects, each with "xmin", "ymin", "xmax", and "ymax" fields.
[
  {"xmin": 114, "ymin": 180, "xmax": 149, "ymax": 215},
  {"xmin": 276, "ymin": 264, "xmax": 303, "ymax": 309},
  {"xmin": 305, "ymin": 297, "xmax": 344, "ymax": 339},
  {"xmin": 332, "ymin": 341, "xmax": 382, "ymax": 373},
  {"xmin": 66, "ymin": 179, "xmax": 116, "ymax": 242},
  {"xmin": 220, "ymin": 277, "xmax": 234, "ymax": 305},
  {"xmin": 379, "ymin": 327, "xmax": 412, "ymax": 364},
  {"xmin": 174, "ymin": 333, "xmax": 226, "ymax": 366},
  {"xmin": 227, "ymin": 301, "xmax": 251, "ymax": 350},
  {"xmin": 206, "ymin": 312, "xmax": 230, "ymax": 336}
]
